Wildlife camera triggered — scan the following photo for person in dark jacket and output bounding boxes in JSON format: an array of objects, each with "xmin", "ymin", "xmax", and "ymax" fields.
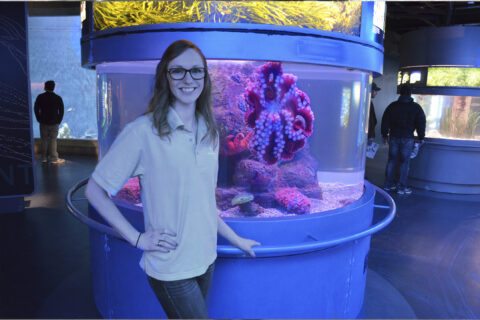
[
  {"xmin": 381, "ymin": 84, "xmax": 426, "ymax": 194},
  {"xmin": 368, "ymin": 82, "xmax": 380, "ymax": 141},
  {"xmin": 34, "ymin": 80, "xmax": 65, "ymax": 164}
]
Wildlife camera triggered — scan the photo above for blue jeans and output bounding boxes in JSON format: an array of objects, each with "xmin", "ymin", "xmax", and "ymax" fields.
[
  {"xmin": 385, "ymin": 137, "xmax": 414, "ymax": 190},
  {"xmin": 147, "ymin": 263, "xmax": 215, "ymax": 319}
]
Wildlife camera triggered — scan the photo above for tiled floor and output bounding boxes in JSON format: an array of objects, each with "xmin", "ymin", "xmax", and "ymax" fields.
[{"xmin": 0, "ymin": 155, "xmax": 479, "ymax": 318}]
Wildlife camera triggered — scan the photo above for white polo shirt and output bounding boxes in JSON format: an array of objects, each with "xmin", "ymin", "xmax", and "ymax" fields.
[{"xmin": 92, "ymin": 108, "xmax": 219, "ymax": 281}]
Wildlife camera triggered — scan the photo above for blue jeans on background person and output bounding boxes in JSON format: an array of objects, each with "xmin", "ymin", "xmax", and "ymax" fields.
[
  {"xmin": 147, "ymin": 263, "xmax": 215, "ymax": 319},
  {"xmin": 385, "ymin": 137, "xmax": 414, "ymax": 191}
]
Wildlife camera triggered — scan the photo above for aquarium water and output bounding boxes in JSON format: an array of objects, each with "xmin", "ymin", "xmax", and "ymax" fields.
[{"xmin": 97, "ymin": 60, "xmax": 371, "ymax": 218}]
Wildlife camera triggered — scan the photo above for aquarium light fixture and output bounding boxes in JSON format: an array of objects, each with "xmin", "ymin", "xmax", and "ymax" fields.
[
  {"xmin": 92, "ymin": 1, "xmax": 361, "ymax": 36},
  {"xmin": 81, "ymin": 1, "xmax": 86, "ymax": 23},
  {"xmin": 373, "ymin": 1, "xmax": 386, "ymax": 32},
  {"xmin": 410, "ymin": 71, "xmax": 422, "ymax": 84}
]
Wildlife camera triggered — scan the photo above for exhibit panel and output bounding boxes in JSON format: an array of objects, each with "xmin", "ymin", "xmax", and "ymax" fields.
[
  {"xmin": 68, "ymin": 1, "xmax": 395, "ymax": 318},
  {"xmin": 0, "ymin": 2, "xmax": 35, "ymax": 212}
]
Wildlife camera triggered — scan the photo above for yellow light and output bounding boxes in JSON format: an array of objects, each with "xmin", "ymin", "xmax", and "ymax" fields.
[{"xmin": 93, "ymin": 1, "xmax": 362, "ymax": 35}]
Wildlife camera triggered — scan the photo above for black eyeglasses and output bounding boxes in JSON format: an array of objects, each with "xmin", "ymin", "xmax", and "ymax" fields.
[{"xmin": 168, "ymin": 67, "xmax": 206, "ymax": 80}]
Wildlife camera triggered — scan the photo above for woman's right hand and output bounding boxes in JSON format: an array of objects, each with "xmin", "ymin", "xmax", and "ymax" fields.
[{"xmin": 137, "ymin": 229, "xmax": 177, "ymax": 252}]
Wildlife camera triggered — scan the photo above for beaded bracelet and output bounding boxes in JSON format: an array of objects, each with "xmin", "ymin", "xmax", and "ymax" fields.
[{"xmin": 135, "ymin": 232, "xmax": 142, "ymax": 248}]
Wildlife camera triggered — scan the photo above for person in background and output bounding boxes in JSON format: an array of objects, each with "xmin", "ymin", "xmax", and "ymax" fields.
[
  {"xmin": 34, "ymin": 80, "xmax": 65, "ymax": 164},
  {"xmin": 381, "ymin": 84, "xmax": 426, "ymax": 195},
  {"xmin": 85, "ymin": 40, "xmax": 260, "ymax": 319},
  {"xmin": 368, "ymin": 82, "xmax": 381, "ymax": 142}
]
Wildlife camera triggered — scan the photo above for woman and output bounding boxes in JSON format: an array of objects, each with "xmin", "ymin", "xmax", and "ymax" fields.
[{"xmin": 85, "ymin": 40, "xmax": 260, "ymax": 319}]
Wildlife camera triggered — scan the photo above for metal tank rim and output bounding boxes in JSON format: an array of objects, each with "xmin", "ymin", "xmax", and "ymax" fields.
[
  {"xmin": 81, "ymin": 4, "xmax": 384, "ymax": 75},
  {"xmin": 66, "ymin": 179, "xmax": 395, "ymax": 258},
  {"xmin": 423, "ymin": 137, "xmax": 480, "ymax": 149}
]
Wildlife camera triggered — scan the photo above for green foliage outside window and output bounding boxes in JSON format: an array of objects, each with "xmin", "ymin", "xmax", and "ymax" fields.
[{"xmin": 427, "ymin": 67, "xmax": 480, "ymax": 88}]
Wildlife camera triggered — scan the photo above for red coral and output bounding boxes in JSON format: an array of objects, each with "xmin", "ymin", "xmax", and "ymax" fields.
[
  {"xmin": 220, "ymin": 132, "xmax": 253, "ymax": 156},
  {"xmin": 275, "ymin": 187, "xmax": 311, "ymax": 214}
]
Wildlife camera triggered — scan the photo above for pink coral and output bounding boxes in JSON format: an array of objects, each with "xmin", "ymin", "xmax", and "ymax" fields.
[
  {"xmin": 115, "ymin": 178, "xmax": 141, "ymax": 204},
  {"xmin": 275, "ymin": 187, "xmax": 311, "ymax": 214},
  {"xmin": 244, "ymin": 62, "xmax": 314, "ymax": 165},
  {"xmin": 220, "ymin": 132, "xmax": 253, "ymax": 156}
]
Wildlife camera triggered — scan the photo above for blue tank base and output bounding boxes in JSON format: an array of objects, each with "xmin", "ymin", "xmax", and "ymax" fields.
[
  {"xmin": 82, "ymin": 182, "xmax": 396, "ymax": 319},
  {"xmin": 208, "ymin": 239, "xmax": 370, "ymax": 318},
  {"xmin": 89, "ymin": 226, "xmax": 370, "ymax": 319},
  {"xmin": 357, "ymin": 301, "xmax": 367, "ymax": 319},
  {"xmin": 409, "ymin": 138, "xmax": 480, "ymax": 194}
]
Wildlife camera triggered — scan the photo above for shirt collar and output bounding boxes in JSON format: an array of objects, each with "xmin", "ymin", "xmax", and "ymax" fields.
[
  {"xmin": 167, "ymin": 107, "xmax": 208, "ymax": 135},
  {"xmin": 167, "ymin": 107, "xmax": 184, "ymax": 130}
]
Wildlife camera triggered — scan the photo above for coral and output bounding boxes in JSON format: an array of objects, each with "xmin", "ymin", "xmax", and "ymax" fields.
[
  {"xmin": 300, "ymin": 185, "xmax": 323, "ymax": 201},
  {"xmin": 274, "ymin": 188, "xmax": 311, "ymax": 214},
  {"xmin": 115, "ymin": 178, "xmax": 141, "ymax": 204},
  {"xmin": 210, "ymin": 62, "xmax": 257, "ymax": 185},
  {"xmin": 253, "ymin": 192, "xmax": 277, "ymax": 208},
  {"xmin": 214, "ymin": 101, "xmax": 247, "ymax": 138},
  {"xmin": 233, "ymin": 159, "xmax": 279, "ymax": 192},
  {"xmin": 220, "ymin": 132, "xmax": 253, "ymax": 156},
  {"xmin": 242, "ymin": 202, "xmax": 265, "ymax": 216},
  {"xmin": 278, "ymin": 148, "xmax": 318, "ymax": 189},
  {"xmin": 244, "ymin": 62, "xmax": 314, "ymax": 165},
  {"xmin": 210, "ymin": 61, "xmax": 255, "ymax": 138}
]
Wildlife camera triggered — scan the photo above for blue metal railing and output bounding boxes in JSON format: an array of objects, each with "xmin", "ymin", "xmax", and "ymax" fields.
[{"xmin": 66, "ymin": 178, "xmax": 395, "ymax": 257}]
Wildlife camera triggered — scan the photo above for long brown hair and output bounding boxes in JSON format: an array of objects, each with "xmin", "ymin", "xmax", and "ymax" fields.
[{"xmin": 146, "ymin": 40, "xmax": 217, "ymax": 146}]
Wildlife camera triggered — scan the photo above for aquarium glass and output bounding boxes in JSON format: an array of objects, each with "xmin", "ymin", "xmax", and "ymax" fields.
[
  {"xmin": 93, "ymin": 1, "xmax": 361, "ymax": 36},
  {"xmin": 96, "ymin": 60, "xmax": 371, "ymax": 218},
  {"xmin": 28, "ymin": 16, "xmax": 97, "ymax": 139},
  {"xmin": 413, "ymin": 94, "xmax": 480, "ymax": 141}
]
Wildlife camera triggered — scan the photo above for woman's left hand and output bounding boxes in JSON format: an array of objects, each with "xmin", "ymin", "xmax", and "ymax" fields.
[{"xmin": 234, "ymin": 236, "xmax": 261, "ymax": 258}]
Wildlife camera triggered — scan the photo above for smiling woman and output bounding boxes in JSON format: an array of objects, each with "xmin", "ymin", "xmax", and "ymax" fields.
[
  {"xmin": 85, "ymin": 40, "xmax": 259, "ymax": 319},
  {"xmin": 166, "ymin": 49, "xmax": 205, "ymax": 114}
]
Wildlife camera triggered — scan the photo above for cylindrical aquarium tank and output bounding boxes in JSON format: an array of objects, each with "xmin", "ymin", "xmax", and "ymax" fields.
[
  {"xmin": 99, "ymin": 61, "xmax": 370, "ymax": 214},
  {"xmin": 76, "ymin": 1, "xmax": 394, "ymax": 318},
  {"xmin": 398, "ymin": 26, "xmax": 480, "ymax": 194}
]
